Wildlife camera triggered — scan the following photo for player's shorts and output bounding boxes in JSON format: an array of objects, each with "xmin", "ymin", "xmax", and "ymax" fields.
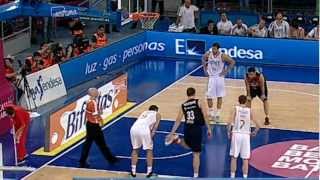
[
  {"xmin": 250, "ymin": 81, "xmax": 268, "ymax": 100},
  {"xmin": 229, "ymin": 133, "xmax": 251, "ymax": 159},
  {"xmin": 207, "ymin": 76, "xmax": 226, "ymax": 98},
  {"xmin": 130, "ymin": 125, "xmax": 153, "ymax": 150},
  {"xmin": 184, "ymin": 125, "xmax": 203, "ymax": 152}
]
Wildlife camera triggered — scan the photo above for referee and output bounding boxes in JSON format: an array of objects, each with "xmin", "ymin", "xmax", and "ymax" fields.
[
  {"xmin": 79, "ymin": 88, "xmax": 118, "ymax": 168},
  {"xmin": 166, "ymin": 87, "xmax": 212, "ymax": 178}
]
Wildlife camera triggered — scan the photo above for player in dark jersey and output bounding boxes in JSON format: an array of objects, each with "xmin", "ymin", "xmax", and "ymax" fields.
[
  {"xmin": 166, "ymin": 87, "xmax": 212, "ymax": 178},
  {"xmin": 245, "ymin": 67, "xmax": 270, "ymax": 125}
]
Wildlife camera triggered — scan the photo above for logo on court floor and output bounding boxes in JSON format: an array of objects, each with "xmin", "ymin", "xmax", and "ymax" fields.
[
  {"xmin": 250, "ymin": 140, "xmax": 319, "ymax": 178},
  {"xmin": 175, "ymin": 39, "xmax": 205, "ymax": 56}
]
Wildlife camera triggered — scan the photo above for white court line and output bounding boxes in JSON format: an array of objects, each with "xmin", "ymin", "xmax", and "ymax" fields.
[
  {"xmin": 47, "ymin": 165, "xmax": 188, "ymax": 178},
  {"xmin": 22, "ymin": 65, "xmax": 203, "ymax": 179},
  {"xmin": 179, "ymin": 82, "xmax": 319, "ymax": 97}
]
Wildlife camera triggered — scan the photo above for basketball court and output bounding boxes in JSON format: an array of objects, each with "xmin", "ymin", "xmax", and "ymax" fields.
[
  {"xmin": 0, "ymin": 0, "xmax": 318, "ymax": 179},
  {"xmin": 18, "ymin": 59, "xmax": 318, "ymax": 179}
]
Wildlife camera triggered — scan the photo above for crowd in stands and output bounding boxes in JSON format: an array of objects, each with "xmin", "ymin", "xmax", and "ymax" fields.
[
  {"xmin": 178, "ymin": 0, "xmax": 319, "ymax": 40},
  {"xmin": 4, "ymin": 20, "xmax": 109, "ymax": 99},
  {"xmin": 4, "ymin": 20, "xmax": 108, "ymax": 81}
]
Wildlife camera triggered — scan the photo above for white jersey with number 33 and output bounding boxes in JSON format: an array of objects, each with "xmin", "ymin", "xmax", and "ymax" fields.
[
  {"xmin": 207, "ymin": 52, "xmax": 225, "ymax": 77},
  {"xmin": 233, "ymin": 106, "xmax": 251, "ymax": 134}
]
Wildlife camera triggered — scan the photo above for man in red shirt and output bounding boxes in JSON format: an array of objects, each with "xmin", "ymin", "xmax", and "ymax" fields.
[{"xmin": 4, "ymin": 105, "xmax": 30, "ymax": 164}]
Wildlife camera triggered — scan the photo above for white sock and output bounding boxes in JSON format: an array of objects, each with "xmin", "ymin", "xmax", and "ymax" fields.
[
  {"xmin": 131, "ymin": 165, "xmax": 136, "ymax": 174},
  {"xmin": 243, "ymin": 174, "xmax": 248, "ymax": 178},
  {"xmin": 147, "ymin": 166, "xmax": 152, "ymax": 174},
  {"xmin": 231, "ymin": 172, "xmax": 235, "ymax": 178},
  {"xmin": 193, "ymin": 173, "xmax": 199, "ymax": 178}
]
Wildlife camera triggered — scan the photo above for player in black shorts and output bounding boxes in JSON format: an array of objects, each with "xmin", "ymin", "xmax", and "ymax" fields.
[
  {"xmin": 245, "ymin": 67, "xmax": 270, "ymax": 125},
  {"xmin": 166, "ymin": 87, "xmax": 212, "ymax": 178}
]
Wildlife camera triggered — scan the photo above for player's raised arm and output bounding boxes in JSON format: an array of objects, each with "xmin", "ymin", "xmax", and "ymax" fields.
[{"xmin": 151, "ymin": 113, "xmax": 161, "ymax": 138}]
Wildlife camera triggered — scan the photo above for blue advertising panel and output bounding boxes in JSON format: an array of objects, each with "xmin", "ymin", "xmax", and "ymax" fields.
[
  {"xmin": 145, "ymin": 31, "xmax": 319, "ymax": 67},
  {"xmin": 60, "ymin": 32, "xmax": 165, "ymax": 89}
]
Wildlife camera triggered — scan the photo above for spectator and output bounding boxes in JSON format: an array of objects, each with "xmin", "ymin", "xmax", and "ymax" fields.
[
  {"xmin": 71, "ymin": 20, "xmax": 84, "ymax": 38},
  {"xmin": 200, "ymin": 20, "xmax": 218, "ymax": 35},
  {"xmin": 25, "ymin": 52, "xmax": 42, "ymax": 74},
  {"xmin": 176, "ymin": 0, "xmax": 199, "ymax": 32},
  {"xmin": 289, "ymin": 19, "xmax": 305, "ymax": 39},
  {"xmin": 248, "ymin": 17, "xmax": 268, "ymax": 38},
  {"xmin": 152, "ymin": 0, "xmax": 164, "ymax": 19},
  {"xmin": 41, "ymin": 47, "xmax": 54, "ymax": 68},
  {"xmin": 306, "ymin": 24, "xmax": 319, "ymax": 40},
  {"xmin": 231, "ymin": 18, "xmax": 248, "ymax": 36},
  {"xmin": 4, "ymin": 56, "xmax": 17, "ymax": 82},
  {"xmin": 268, "ymin": 11, "xmax": 290, "ymax": 38},
  {"xmin": 83, "ymin": 39, "xmax": 93, "ymax": 53},
  {"xmin": 53, "ymin": 46, "xmax": 66, "ymax": 64},
  {"xmin": 92, "ymin": 25, "xmax": 108, "ymax": 49},
  {"xmin": 217, "ymin": 13, "xmax": 233, "ymax": 35}
]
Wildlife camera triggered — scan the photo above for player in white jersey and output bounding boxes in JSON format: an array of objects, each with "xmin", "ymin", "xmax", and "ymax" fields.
[
  {"xmin": 227, "ymin": 95, "xmax": 260, "ymax": 178},
  {"xmin": 202, "ymin": 43, "xmax": 235, "ymax": 122},
  {"xmin": 130, "ymin": 105, "xmax": 161, "ymax": 178}
]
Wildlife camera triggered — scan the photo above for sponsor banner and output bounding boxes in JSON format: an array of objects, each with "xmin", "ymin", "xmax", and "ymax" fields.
[
  {"xmin": 45, "ymin": 74, "xmax": 128, "ymax": 152},
  {"xmin": 145, "ymin": 31, "xmax": 318, "ymax": 67},
  {"xmin": 22, "ymin": 64, "xmax": 67, "ymax": 109},
  {"xmin": 60, "ymin": 32, "xmax": 165, "ymax": 89},
  {"xmin": 51, "ymin": 6, "xmax": 79, "ymax": 17},
  {"xmin": 250, "ymin": 140, "xmax": 319, "ymax": 178}
]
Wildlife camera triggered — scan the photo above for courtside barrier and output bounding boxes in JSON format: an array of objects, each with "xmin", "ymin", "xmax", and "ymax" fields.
[
  {"xmin": 32, "ymin": 74, "xmax": 133, "ymax": 156},
  {"xmin": 21, "ymin": 64, "xmax": 67, "ymax": 109},
  {"xmin": 59, "ymin": 32, "xmax": 146, "ymax": 89},
  {"xmin": 145, "ymin": 31, "xmax": 318, "ymax": 67}
]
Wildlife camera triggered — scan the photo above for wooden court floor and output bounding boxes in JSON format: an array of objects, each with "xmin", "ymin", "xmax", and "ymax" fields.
[
  {"xmin": 25, "ymin": 76, "xmax": 319, "ymax": 180},
  {"xmin": 127, "ymin": 76, "xmax": 319, "ymax": 132}
]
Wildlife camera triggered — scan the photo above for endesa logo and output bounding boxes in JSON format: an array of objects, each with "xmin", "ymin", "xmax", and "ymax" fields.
[
  {"xmin": 220, "ymin": 46, "xmax": 263, "ymax": 60},
  {"xmin": 175, "ymin": 39, "xmax": 263, "ymax": 60},
  {"xmin": 29, "ymin": 75, "xmax": 63, "ymax": 101},
  {"xmin": 46, "ymin": 74, "xmax": 128, "ymax": 152},
  {"xmin": 175, "ymin": 39, "xmax": 206, "ymax": 56}
]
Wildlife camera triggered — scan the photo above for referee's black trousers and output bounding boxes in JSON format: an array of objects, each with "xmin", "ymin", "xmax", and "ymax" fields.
[{"xmin": 80, "ymin": 121, "xmax": 116, "ymax": 165}]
